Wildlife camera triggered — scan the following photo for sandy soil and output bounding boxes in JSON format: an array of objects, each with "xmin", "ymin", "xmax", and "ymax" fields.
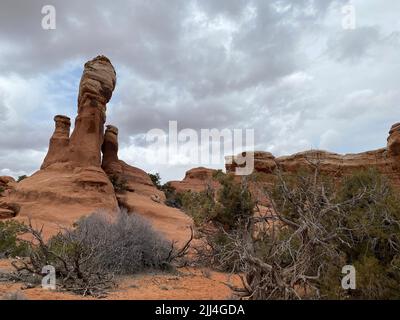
[{"xmin": 0, "ymin": 259, "xmax": 240, "ymax": 300}]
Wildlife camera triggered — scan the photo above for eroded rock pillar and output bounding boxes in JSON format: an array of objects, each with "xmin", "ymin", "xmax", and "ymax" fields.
[
  {"xmin": 68, "ymin": 55, "xmax": 116, "ymax": 167},
  {"xmin": 102, "ymin": 125, "xmax": 122, "ymax": 174},
  {"xmin": 41, "ymin": 115, "xmax": 71, "ymax": 169}
]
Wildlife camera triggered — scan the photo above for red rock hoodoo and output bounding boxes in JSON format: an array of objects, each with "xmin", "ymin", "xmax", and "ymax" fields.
[
  {"xmin": 4, "ymin": 56, "xmax": 119, "ymax": 236},
  {"xmin": 0, "ymin": 55, "xmax": 192, "ymax": 243}
]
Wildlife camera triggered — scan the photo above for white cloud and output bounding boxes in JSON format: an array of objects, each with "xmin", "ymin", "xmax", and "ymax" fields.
[{"xmin": 0, "ymin": 0, "xmax": 399, "ymax": 181}]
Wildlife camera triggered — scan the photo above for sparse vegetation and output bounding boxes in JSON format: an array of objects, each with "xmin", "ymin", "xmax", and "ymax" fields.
[
  {"xmin": 181, "ymin": 189, "xmax": 215, "ymax": 226},
  {"xmin": 0, "ymin": 220, "xmax": 29, "ymax": 258},
  {"xmin": 149, "ymin": 173, "xmax": 162, "ymax": 190},
  {"xmin": 221, "ymin": 166, "xmax": 400, "ymax": 300},
  {"xmin": 4, "ymin": 209, "xmax": 192, "ymax": 297},
  {"xmin": 147, "ymin": 173, "xmax": 183, "ymax": 208},
  {"xmin": 181, "ymin": 172, "xmax": 254, "ymax": 230},
  {"xmin": 162, "ymin": 183, "xmax": 183, "ymax": 208},
  {"xmin": 17, "ymin": 175, "xmax": 27, "ymax": 182},
  {"xmin": 181, "ymin": 162, "xmax": 400, "ymax": 299},
  {"xmin": 109, "ymin": 174, "xmax": 129, "ymax": 193}
]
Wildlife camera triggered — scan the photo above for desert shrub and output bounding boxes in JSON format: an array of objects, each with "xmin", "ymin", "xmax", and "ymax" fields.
[
  {"xmin": 10, "ymin": 209, "xmax": 192, "ymax": 297},
  {"xmin": 65, "ymin": 210, "xmax": 175, "ymax": 274},
  {"xmin": 181, "ymin": 173, "xmax": 256, "ymax": 271},
  {"xmin": 149, "ymin": 173, "xmax": 162, "ymax": 190},
  {"xmin": 17, "ymin": 175, "xmax": 27, "ymax": 182},
  {"xmin": 162, "ymin": 183, "xmax": 183, "ymax": 208},
  {"xmin": 109, "ymin": 174, "xmax": 129, "ymax": 193},
  {"xmin": 322, "ymin": 169, "xmax": 400, "ymax": 299},
  {"xmin": 0, "ymin": 186, "xmax": 4, "ymax": 195},
  {"xmin": 181, "ymin": 189, "xmax": 216, "ymax": 226},
  {"xmin": 213, "ymin": 173, "xmax": 255, "ymax": 229},
  {"xmin": 181, "ymin": 173, "xmax": 255, "ymax": 230},
  {"xmin": 0, "ymin": 220, "xmax": 29, "ymax": 258},
  {"xmin": 224, "ymin": 167, "xmax": 400, "ymax": 300}
]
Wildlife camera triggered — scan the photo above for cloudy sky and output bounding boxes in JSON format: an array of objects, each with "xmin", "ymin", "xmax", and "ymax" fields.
[{"xmin": 0, "ymin": 0, "xmax": 399, "ymax": 182}]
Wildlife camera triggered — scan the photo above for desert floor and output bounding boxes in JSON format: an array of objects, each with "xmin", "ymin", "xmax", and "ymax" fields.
[{"xmin": 0, "ymin": 259, "xmax": 240, "ymax": 300}]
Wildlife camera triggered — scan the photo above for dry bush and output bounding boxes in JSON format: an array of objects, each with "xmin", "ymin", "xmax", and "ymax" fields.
[
  {"xmin": 7, "ymin": 209, "xmax": 192, "ymax": 297},
  {"xmin": 220, "ymin": 163, "xmax": 400, "ymax": 300}
]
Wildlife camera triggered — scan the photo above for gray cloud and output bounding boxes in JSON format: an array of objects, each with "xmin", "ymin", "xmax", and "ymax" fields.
[
  {"xmin": 327, "ymin": 26, "xmax": 381, "ymax": 62},
  {"xmin": 0, "ymin": 0, "xmax": 399, "ymax": 181}
]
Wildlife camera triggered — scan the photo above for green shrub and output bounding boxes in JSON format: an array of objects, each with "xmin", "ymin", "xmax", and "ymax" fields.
[
  {"xmin": 109, "ymin": 174, "xmax": 129, "ymax": 193},
  {"xmin": 0, "ymin": 220, "xmax": 29, "ymax": 258},
  {"xmin": 328, "ymin": 169, "xmax": 400, "ymax": 299},
  {"xmin": 17, "ymin": 175, "xmax": 27, "ymax": 182},
  {"xmin": 181, "ymin": 189, "xmax": 216, "ymax": 226},
  {"xmin": 162, "ymin": 183, "xmax": 183, "ymax": 208},
  {"xmin": 181, "ymin": 172, "xmax": 255, "ymax": 230},
  {"xmin": 213, "ymin": 174, "xmax": 255, "ymax": 229},
  {"xmin": 148, "ymin": 173, "xmax": 162, "ymax": 190}
]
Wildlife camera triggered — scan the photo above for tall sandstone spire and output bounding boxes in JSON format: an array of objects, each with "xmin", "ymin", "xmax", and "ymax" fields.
[
  {"xmin": 68, "ymin": 55, "xmax": 116, "ymax": 167},
  {"xmin": 41, "ymin": 55, "xmax": 117, "ymax": 169}
]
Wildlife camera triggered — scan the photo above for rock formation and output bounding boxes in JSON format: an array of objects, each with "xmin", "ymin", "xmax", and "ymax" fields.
[
  {"xmin": 0, "ymin": 176, "xmax": 19, "ymax": 219},
  {"xmin": 68, "ymin": 56, "xmax": 116, "ymax": 167},
  {"xmin": 41, "ymin": 115, "xmax": 71, "ymax": 169},
  {"xmin": 169, "ymin": 167, "xmax": 219, "ymax": 194},
  {"xmin": 387, "ymin": 122, "xmax": 400, "ymax": 158},
  {"xmin": 226, "ymin": 124, "xmax": 400, "ymax": 188},
  {"xmin": 101, "ymin": 125, "xmax": 164, "ymax": 199},
  {"xmin": 0, "ymin": 55, "xmax": 192, "ymax": 244},
  {"xmin": 3, "ymin": 56, "xmax": 119, "ymax": 237},
  {"xmin": 100, "ymin": 124, "xmax": 191, "ymax": 244}
]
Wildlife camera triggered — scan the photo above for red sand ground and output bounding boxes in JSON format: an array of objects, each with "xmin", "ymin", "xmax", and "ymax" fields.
[{"xmin": 0, "ymin": 259, "xmax": 240, "ymax": 300}]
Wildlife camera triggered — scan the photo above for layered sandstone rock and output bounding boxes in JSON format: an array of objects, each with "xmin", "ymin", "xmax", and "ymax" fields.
[
  {"xmin": 101, "ymin": 125, "xmax": 165, "ymax": 201},
  {"xmin": 0, "ymin": 176, "xmax": 16, "ymax": 193},
  {"xmin": 0, "ymin": 177, "xmax": 19, "ymax": 218},
  {"xmin": 101, "ymin": 125, "xmax": 192, "ymax": 244},
  {"xmin": 41, "ymin": 115, "xmax": 71, "ymax": 169},
  {"xmin": 3, "ymin": 56, "xmax": 119, "ymax": 236},
  {"xmin": 0, "ymin": 201, "xmax": 20, "ymax": 219},
  {"xmin": 0, "ymin": 55, "xmax": 193, "ymax": 244},
  {"xmin": 68, "ymin": 56, "xmax": 116, "ymax": 167},
  {"xmin": 226, "ymin": 124, "xmax": 400, "ymax": 188},
  {"xmin": 169, "ymin": 167, "xmax": 219, "ymax": 193},
  {"xmin": 387, "ymin": 122, "xmax": 400, "ymax": 158}
]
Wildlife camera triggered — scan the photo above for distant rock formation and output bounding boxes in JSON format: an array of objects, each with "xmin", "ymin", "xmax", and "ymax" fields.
[
  {"xmin": 387, "ymin": 122, "xmax": 400, "ymax": 158},
  {"xmin": 0, "ymin": 176, "xmax": 19, "ymax": 219},
  {"xmin": 226, "ymin": 123, "xmax": 400, "ymax": 188},
  {"xmin": 169, "ymin": 167, "xmax": 219, "ymax": 194}
]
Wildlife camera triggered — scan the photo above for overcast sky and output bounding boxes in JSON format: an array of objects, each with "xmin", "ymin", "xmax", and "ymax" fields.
[{"xmin": 0, "ymin": 0, "xmax": 399, "ymax": 182}]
